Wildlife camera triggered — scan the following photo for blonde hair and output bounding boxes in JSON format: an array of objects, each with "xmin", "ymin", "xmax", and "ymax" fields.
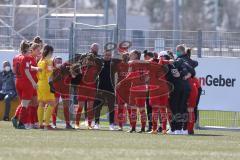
[{"xmin": 30, "ymin": 42, "xmax": 41, "ymax": 50}]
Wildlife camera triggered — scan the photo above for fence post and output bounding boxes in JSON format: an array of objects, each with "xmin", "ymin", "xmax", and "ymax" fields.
[
  {"xmin": 117, "ymin": 0, "xmax": 126, "ymax": 40},
  {"xmin": 197, "ymin": 30, "xmax": 202, "ymax": 58},
  {"xmin": 113, "ymin": 25, "xmax": 119, "ymax": 58},
  {"xmin": 233, "ymin": 112, "xmax": 238, "ymax": 128},
  {"xmin": 195, "ymin": 110, "xmax": 200, "ymax": 129},
  {"xmin": 69, "ymin": 22, "xmax": 74, "ymax": 62}
]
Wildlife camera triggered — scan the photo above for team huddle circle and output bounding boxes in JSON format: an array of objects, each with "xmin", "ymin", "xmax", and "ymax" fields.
[{"xmin": 8, "ymin": 38, "xmax": 200, "ymax": 135}]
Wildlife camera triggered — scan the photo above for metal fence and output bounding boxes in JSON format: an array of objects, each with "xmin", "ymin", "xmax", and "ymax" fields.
[
  {"xmin": 69, "ymin": 22, "xmax": 117, "ymax": 60},
  {"xmin": 1, "ymin": 0, "xmax": 240, "ymax": 57},
  {"xmin": 69, "ymin": 27, "xmax": 240, "ymax": 58},
  {"xmin": 118, "ymin": 29, "xmax": 240, "ymax": 57},
  {"xmin": 198, "ymin": 110, "xmax": 240, "ymax": 130}
]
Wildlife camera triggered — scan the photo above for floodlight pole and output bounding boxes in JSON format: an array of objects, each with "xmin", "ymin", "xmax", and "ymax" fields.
[
  {"xmin": 214, "ymin": 0, "xmax": 219, "ymax": 30},
  {"xmin": 116, "ymin": 0, "xmax": 126, "ymax": 43},
  {"xmin": 12, "ymin": 0, "xmax": 16, "ymax": 47},
  {"xmin": 74, "ymin": 0, "xmax": 77, "ymax": 24},
  {"xmin": 104, "ymin": 0, "xmax": 109, "ymax": 25},
  {"xmin": 37, "ymin": 0, "xmax": 40, "ymax": 36},
  {"xmin": 173, "ymin": 0, "xmax": 180, "ymax": 51}
]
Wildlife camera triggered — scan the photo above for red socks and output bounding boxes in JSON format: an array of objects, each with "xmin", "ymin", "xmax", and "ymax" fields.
[
  {"xmin": 15, "ymin": 105, "xmax": 22, "ymax": 119},
  {"xmin": 52, "ymin": 105, "xmax": 70, "ymax": 126},
  {"xmin": 87, "ymin": 104, "xmax": 93, "ymax": 126},
  {"xmin": 33, "ymin": 106, "xmax": 38, "ymax": 124},
  {"xmin": 17, "ymin": 105, "xmax": 37, "ymax": 126},
  {"xmin": 127, "ymin": 107, "xmax": 132, "ymax": 125},
  {"xmin": 160, "ymin": 108, "xmax": 167, "ymax": 131},
  {"xmin": 27, "ymin": 106, "xmax": 36, "ymax": 125},
  {"xmin": 19, "ymin": 107, "xmax": 28, "ymax": 125},
  {"xmin": 152, "ymin": 107, "xmax": 159, "ymax": 131},
  {"xmin": 139, "ymin": 109, "xmax": 146, "ymax": 129},
  {"xmin": 52, "ymin": 106, "xmax": 58, "ymax": 126},
  {"xmin": 75, "ymin": 106, "xmax": 83, "ymax": 126},
  {"xmin": 187, "ymin": 111, "xmax": 195, "ymax": 132},
  {"xmin": 118, "ymin": 105, "xmax": 124, "ymax": 128},
  {"xmin": 63, "ymin": 105, "xmax": 70, "ymax": 125},
  {"xmin": 130, "ymin": 109, "xmax": 137, "ymax": 129}
]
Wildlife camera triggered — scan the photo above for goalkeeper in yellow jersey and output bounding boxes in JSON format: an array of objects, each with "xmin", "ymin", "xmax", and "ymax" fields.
[{"xmin": 37, "ymin": 45, "xmax": 55, "ymax": 130}]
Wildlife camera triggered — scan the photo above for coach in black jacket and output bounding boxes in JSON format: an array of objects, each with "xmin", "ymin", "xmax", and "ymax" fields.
[
  {"xmin": 168, "ymin": 45, "xmax": 196, "ymax": 134},
  {"xmin": 93, "ymin": 51, "xmax": 115, "ymax": 130}
]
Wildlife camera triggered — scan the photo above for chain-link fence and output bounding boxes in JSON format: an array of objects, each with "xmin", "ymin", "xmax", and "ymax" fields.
[
  {"xmin": 118, "ymin": 29, "xmax": 240, "ymax": 57},
  {"xmin": 69, "ymin": 27, "xmax": 240, "ymax": 58},
  {"xmin": 72, "ymin": 23, "xmax": 116, "ymax": 53},
  {"xmin": 1, "ymin": 0, "xmax": 240, "ymax": 57},
  {"xmin": 198, "ymin": 110, "xmax": 240, "ymax": 129}
]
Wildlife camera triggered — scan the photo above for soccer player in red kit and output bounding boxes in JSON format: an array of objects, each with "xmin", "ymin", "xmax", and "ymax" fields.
[
  {"xmin": 117, "ymin": 50, "xmax": 148, "ymax": 133},
  {"xmin": 51, "ymin": 57, "xmax": 73, "ymax": 129},
  {"xmin": 114, "ymin": 53, "xmax": 130, "ymax": 131},
  {"xmin": 12, "ymin": 41, "xmax": 38, "ymax": 129},
  {"xmin": 149, "ymin": 55, "xmax": 172, "ymax": 134},
  {"xmin": 73, "ymin": 43, "xmax": 103, "ymax": 129},
  {"xmin": 185, "ymin": 48, "xmax": 200, "ymax": 135},
  {"xmin": 13, "ymin": 43, "xmax": 42, "ymax": 128},
  {"xmin": 187, "ymin": 77, "xmax": 199, "ymax": 134},
  {"xmin": 27, "ymin": 43, "xmax": 42, "ymax": 128}
]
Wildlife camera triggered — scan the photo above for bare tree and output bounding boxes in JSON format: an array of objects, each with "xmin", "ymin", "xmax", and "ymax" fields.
[
  {"xmin": 221, "ymin": 0, "xmax": 240, "ymax": 31},
  {"xmin": 143, "ymin": 0, "xmax": 173, "ymax": 29}
]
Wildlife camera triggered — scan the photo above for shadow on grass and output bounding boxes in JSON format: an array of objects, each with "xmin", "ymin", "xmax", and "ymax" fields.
[
  {"xmin": 43, "ymin": 128, "xmax": 225, "ymax": 137},
  {"xmin": 43, "ymin": 127, "xmax": 123, "ymax": 132},
  {"xmin": 189, "ymin": 134, "xmax": 224, "ymax": 137}
]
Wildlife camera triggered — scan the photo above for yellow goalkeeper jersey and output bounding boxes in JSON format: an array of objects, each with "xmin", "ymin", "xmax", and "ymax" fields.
[{"xmin": 37, "ymin": 58, "xmax": 55, "ymax": 101}]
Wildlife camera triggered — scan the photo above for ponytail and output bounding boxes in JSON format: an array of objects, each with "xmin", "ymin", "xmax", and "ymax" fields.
[
  {"xmin": 186, "ymin": 48, "xmax": 192, "ymax": 58},
  {"xmin": 33, "ymin": 36, "xmax": 43, "ymax": 44},
  {"xmin": 42, "ymin": 45, "xmax": 54, "ymax": 58},
  {"xmin": 20, "ymin": 40, "xmax": 30, "ymax": 54}
]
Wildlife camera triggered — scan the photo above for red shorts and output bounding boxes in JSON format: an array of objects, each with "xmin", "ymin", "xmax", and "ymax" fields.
[
  {"xmin": 188, "ymin": 80, "xmax": 198, "ymax": 108},
  {"xmin": 54, "ymin": 85, "xmax": 71, "ymax": 100},
  {"xmin": 16, "ymin": 80, "xmax": 35, "ymax": 100},
  {"xmin": 129, "ymin": 85, "xmax": 147, "ymax": 107},
  {"xmin": 149, "ymin": 95, "xmax": 168, "ymax": 106},
  {"xmin": 116, "ymin": 79, "xmax": 131, "ymax": 105},
  {"xmin": 54, "ymin": 93, "xmax": 70, "ymax": 99},
  {"xmin": 77, "ymin": 84, "xmax": 96, "ymax": 101},
  {"xmin": 32, "ymin": 89, "xmax": 37, "ymax": 97},
  {"xmin": 148, "ymin": 81, "xmax": 169, "ymax": 106},
  {"xmin": 116, "ymin": 95, "xmax": 125, "ymax": 105},
  {"xmin": 54, "ymin": 78, "xmax": 71, "ymax": 99}
]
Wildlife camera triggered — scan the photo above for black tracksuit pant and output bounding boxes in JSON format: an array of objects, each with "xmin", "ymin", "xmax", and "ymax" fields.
[
  {"xmin": 169, "ymin": 79, "xmax": 191, "ymax": 131},
  {"xmin": 94, "ymin": 90, "xmax": 115, "ymax": 125},
  {"xmin": 146, "ymin": 97, "xmax": 152, "ymax": 130}
]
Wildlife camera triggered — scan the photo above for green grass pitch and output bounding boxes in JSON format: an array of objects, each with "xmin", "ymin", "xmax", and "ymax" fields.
[{"xmin": 0, "ymin": 121, "xmax": 240, "ymax": 160}]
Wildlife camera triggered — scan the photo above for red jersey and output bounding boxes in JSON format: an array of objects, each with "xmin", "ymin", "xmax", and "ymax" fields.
[
  {"xmin": 127, "ymin": 61, "xmax": 149, "ymax": 81},
  {"xmin": 13, "ymin": 54, "xmax": 31, "ymax": 83},
  {"xmin": 191, "ymin": 77, "xmax": 201, "ymax": 89},
  {"xmin": 80, "ymin": 65, "xmax": 101, "ymax": 86},
  {"xmin": 116, "ymin": 61, "xmax": 129, "ymax": 82},
  {"xmin": 53, "ymin": 68, "xmax": 71, "ymax": 91},
  {"xmin": 126, "ymin": 61, "xmax": 150, "ymax": 94},
  {"xmin": 28, "ymin": 55, "xmax": 38, "ymax": 83}
]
